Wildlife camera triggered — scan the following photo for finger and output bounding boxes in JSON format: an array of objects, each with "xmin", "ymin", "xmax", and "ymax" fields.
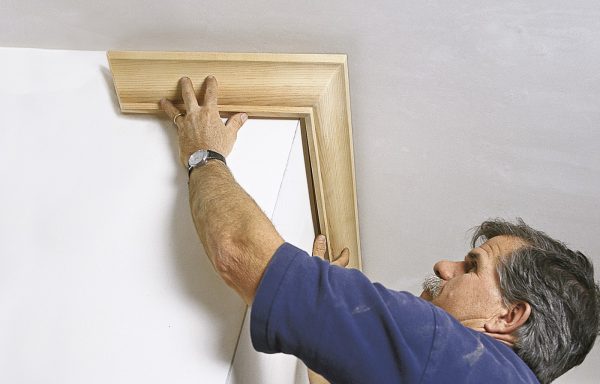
[
  {"xmin": 307, "ymin": 369, "xmax": 330, "ymax": 384},
  {"xmin": 312, "ymin": 235, "xmax": 327, "ymax": 258},
  {"xmin": 225, "ymin": 113, "xmax": 248, "ymax": 133},
  {"xmin": 180, "ymin": 77, "xmax": 199, "ymax": 110},
  {"xmin": 160, "ymin": 98, "xmax": 181, "ymax": 121},
  {"xmin": 204, "ymin": 75, "xmax": 218, "ymax": 107},
  {"xmin": 332, "ymin": 248, "xmax": 350, "ymax": 268}
]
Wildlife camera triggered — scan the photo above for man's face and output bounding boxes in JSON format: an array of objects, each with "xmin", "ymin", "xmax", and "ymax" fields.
[{"xmin": 420, "ymin": 235, "xmax": 526, "ymax": 329}]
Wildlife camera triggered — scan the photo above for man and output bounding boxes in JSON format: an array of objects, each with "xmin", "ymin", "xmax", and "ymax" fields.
[{"xmin": 160, "ymin": 76, "xmax": 599, "ymax": 383}]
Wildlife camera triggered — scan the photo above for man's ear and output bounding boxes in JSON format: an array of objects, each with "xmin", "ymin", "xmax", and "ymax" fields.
[{"xmin": 485, "ymin": 301, "xmax": 531, "ymax": 336}]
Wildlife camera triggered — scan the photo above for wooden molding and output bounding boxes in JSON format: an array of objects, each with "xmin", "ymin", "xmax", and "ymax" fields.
[{"xmin": 107, "ymin": 51, "xmax": 361, "ymax": 270}]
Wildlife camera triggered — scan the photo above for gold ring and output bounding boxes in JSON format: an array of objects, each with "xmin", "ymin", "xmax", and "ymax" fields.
[{"xmin": 173, "ymin": 112, "xmax": 185, "ymax": 125}]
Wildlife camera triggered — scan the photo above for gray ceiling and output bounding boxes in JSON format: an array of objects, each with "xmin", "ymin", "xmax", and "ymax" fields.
[{"xmin": 3, "ymin": 1, "xmax": 599, "ymax": 382}]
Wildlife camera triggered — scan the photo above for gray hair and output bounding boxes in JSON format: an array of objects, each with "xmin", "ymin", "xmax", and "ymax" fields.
[{"xmin": 471, "ymin": 218, "xmax": 600, "ymax": 383}]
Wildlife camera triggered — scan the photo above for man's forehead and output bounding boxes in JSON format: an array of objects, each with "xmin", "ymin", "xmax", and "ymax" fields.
[{"xmin": 473, "ymin": 235, "xmax": 527, "ymax": 260}]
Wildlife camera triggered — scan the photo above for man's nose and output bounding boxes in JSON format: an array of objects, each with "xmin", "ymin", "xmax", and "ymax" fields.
[{"xmin": 433, "ymin": 260, "xmax": 464, "ymax": 280}]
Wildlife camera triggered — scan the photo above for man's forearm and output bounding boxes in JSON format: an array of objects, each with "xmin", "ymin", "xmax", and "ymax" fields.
[{"xmin": 188, "ymin": 160, "xmax": 284, "ymax": 304}]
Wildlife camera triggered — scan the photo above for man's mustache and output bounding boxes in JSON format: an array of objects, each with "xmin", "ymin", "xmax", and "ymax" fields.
[{"xmin": 422, "ymin": 274, "xmax": 443, "ymax": 299}]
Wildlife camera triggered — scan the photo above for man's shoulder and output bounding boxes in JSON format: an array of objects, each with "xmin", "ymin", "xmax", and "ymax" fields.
[{"xmin": 421, "ymin": 304, "xmax": 540, "ymax": 383}]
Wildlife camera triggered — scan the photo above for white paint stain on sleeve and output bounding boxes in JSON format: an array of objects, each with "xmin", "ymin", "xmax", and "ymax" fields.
[
  {"xmin": 463, "ymin": 338, "xmax": 485, "ymax": 366},
  {"xmin": 351, "ymin": 304, "xmax": 371, "ymax": 315}
]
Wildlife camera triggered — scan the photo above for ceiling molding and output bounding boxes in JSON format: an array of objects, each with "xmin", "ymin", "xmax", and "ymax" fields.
[{"xmin": 108, "ymin": 50, "xmax": 361, "ymax": 269}]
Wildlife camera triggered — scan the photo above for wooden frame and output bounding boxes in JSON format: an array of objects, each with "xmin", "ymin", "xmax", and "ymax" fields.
[{"xmin": 107, "ymin": 51, "xmax": 361, "ymax": 269}]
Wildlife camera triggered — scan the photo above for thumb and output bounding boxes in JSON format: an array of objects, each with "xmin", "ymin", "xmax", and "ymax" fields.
[
  {"xmin": 226, "ymin": 112, "xmax": 248, "ymax": 132},
  {"xmin": 332, "ymin": 248, "xmax": 350, "ymax": 268}
]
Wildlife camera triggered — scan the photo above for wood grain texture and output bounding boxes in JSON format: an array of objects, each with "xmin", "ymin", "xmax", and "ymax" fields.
[{"xmin": 108, "ymin": 51, "xmax": 361, "ymax": 269}]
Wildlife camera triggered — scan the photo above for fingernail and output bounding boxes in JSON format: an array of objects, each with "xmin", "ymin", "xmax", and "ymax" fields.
[
  {"xmin": 241, "ymin": 113, "xmax": 248, "ymax": 122},
  {"xmin": 208, "ymin": 75, "xmax": 215, "ymax": 80}
]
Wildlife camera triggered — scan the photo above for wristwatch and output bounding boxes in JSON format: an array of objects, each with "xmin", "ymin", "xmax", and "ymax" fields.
[{"xmin": 188, "ymin": 149, "xmax": 226, "ymax": 176}]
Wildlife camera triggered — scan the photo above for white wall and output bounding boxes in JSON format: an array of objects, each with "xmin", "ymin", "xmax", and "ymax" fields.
[{"xmin": 0, "ymin": 47, "xmax": 307, "ymax": 383}]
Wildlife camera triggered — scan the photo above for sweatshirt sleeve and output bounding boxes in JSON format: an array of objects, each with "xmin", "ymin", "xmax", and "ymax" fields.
[{"xmin": 250, "ymin": 242, "xmax": 436, "ymax": 384}]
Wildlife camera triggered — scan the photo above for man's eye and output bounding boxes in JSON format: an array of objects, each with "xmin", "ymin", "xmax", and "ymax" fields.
[{"xmin": 467, "ymin": 262, "xmax": 477, "ymax": 272}]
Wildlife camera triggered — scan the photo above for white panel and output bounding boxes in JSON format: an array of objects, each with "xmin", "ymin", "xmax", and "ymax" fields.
[
  {"xmin": 0, "ymin": 47, "xmax": 297, "ymax": 384},
  {"xmin": 270, "ymin": 127, "xmax": 318, "ymax": 254},
  {"xmin": 228, "ymin": 124, "xmax": 313, "ymax": 384}
]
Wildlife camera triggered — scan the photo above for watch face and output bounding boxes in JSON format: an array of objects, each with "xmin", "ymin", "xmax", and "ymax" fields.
[{"xmin": 189, "ymin": 150, "xmax": 209, "ymax": 167}]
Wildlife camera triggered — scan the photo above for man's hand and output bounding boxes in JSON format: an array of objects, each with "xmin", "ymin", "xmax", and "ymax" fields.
[
  {"xmin": 312, "ymin": 234, "xmax": 350, "ymax": 268},
  {"xmin": 160, "ymin": 76, "xmax": 248, "ymax": 167}
]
